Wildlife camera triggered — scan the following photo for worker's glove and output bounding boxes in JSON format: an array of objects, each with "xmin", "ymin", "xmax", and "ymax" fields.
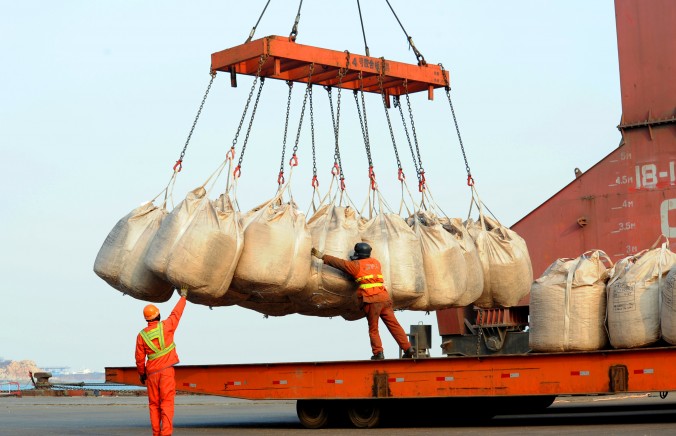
[
  {"xmin": 179, "ymin": 286, "xmax": 189, "ymax": 298},
  {"xmin": 139, "ymin": 374, "xmax": 147, "ymax": 385},
  {"xmin": 311, "ymin": 247, "xmax": 323, "ymax": 259}
]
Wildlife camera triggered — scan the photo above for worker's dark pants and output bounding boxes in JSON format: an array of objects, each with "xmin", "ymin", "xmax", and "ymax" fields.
[{"xmin": 363, "ymin": 300, "xmax": 412, "ymax": 356}]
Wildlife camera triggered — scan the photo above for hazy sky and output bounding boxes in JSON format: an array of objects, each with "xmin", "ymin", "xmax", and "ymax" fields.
[{"xmin": 1, "ymin": 1, "xmax": 620, "ymax": 372}]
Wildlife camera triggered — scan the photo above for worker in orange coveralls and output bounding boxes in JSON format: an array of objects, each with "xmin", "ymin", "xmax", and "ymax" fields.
[
  {"xmin": 312, "ymin": 242, "xmax": 415, "ymax": 360},
  {"xmin": 136, "ymin": 287, "xmax": 188, "ymax": 436}
]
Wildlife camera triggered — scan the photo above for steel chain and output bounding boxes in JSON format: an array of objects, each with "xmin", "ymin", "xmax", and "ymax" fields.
[
  {"xmin": 236, "ymin": 77, "xmax": 266, "ymax": 170},
  {"xmin": 291, "ymin": 64, "xmax": 315, "ymax": 158},
  {"xmin": 394, "ymin": 95, "xmax": 418, "ymax": 177},
  {"xmin": 403, "ymin": 80, "xmax": 424, "ymax": 177},
  {"xmin": 309, "ymin": 87, "xmax": 317, "ymax": 180},
  {"xmin": 326, "ymin": 63, "xmax": 348, "ymax": 183},
  {"xmin": 353, "ymin": 89, "xmax": 372, "ymax": 168},
  {"xmin": 335, "ymin": 69, "xmax": 346, "ymax": 182},
  {"xmin": 173, "ymin": 71, "xmax": 216, "ymax": 171},
  {"xmin": 46, "ymin": 383, "xmax": 141, "ymax": 396},
  {"xmin": 231, "ymin": 53, "xmax": 268, "ymax": 152},
  {"xmin": 439, "ymin": 63, "xmax": 473, "ymax": 184},
  {"xmin": 378, "ymin": 69, "xmax": 408, "ymax": 179},
  {"xmin": 278, "ymin": 81, "xmax": 294, "ymax": 175}
]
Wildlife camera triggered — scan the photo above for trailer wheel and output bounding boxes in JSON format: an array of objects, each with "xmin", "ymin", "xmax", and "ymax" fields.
[
  {"xmin": 347, "ymin": 401, "xmax": 381, "ymax": 428},
  {"xmin": 296, "ymin": 400, "xmax": 330, "ymax": 429}
]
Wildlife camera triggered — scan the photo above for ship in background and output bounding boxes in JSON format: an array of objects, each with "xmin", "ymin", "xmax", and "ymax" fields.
[{"xmin": 437, "ymin": 0, "xmax": 676, "ymax": 355}]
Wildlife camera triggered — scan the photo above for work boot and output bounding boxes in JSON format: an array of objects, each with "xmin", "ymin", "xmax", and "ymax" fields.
[
  {"xmin": 402, "ymin": 347, "xmax": 415, "ymax": 358},
  {"xmin": 370, "ymin": 351, "xmax": 384, "ymax": 360}
]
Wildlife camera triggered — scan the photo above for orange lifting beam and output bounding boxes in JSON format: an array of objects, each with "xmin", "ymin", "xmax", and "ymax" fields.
[{"xmin": 211, "ymin": 36, "xmax": 449, "ymax": 100}]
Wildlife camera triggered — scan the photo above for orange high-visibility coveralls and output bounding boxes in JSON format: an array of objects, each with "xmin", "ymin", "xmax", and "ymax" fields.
[
  {"xmin": 322, "ymin": 255, "xmax": 412, "ymax": 356},
  {"xmin": 136, "ymin": 296, "xmax": 186, "ymax": 436}
]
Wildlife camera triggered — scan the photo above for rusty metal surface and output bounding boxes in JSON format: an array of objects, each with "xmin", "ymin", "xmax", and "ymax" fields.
[
  {"xmin": 615, "ymin": 0, "xmax": 676, "ymax": 125},
  {"xmin": 437, "ymin": 0, "xmax": 676, "ymax": 335},
  {"xmin": 510, "ymin": 0, "xmax": 676, "ymax": 277}
]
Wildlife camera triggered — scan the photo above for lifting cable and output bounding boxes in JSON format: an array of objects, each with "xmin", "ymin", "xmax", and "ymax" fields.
[
  {"xmin": 245, "ymin": 0, "xmax": 272, "ymax": 43},
  {"xmin": 356, "ymin": 0, "xmax": 370, "ymax": 57},
  {"xmin": 384, "ymin": 0, "xmax": 426, "ymax": 66},
  {"xmin": 353, "ymin": 74, "xmax": 377, "ymax": 191},
  {"xmin": 289, "ymin": 0, "xmax": 304, "ymax": 41},
  {"xmin": 277, "ymin": 81, "xmax": 295, "ymax": 185},
  {"xmin": 231, "ymin": 53, "xmax": 269, "ymax": 180},
  {"xmin": 439, "ymin": 63, "xmax": 474, "ymax": 187}
]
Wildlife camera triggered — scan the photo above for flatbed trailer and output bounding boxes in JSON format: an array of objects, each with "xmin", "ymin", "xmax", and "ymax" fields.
[{"xmin": 106, "ymin": 346, "xmax": 676, "ymax": 428}]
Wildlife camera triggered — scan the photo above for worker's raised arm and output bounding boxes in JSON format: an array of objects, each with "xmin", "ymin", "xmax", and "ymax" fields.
[{"xmin": 163, "ymin": 291, "xmax": 187, "ymax": 332}]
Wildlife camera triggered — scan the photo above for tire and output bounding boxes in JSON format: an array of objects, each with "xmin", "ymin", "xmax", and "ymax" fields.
[
  {"xmin": 347, "ymin": 401, "xmax": 382, "ymax": 428},
  {"xmin": 296, "ymin": 400, "xmax": 330, "ymax": 429}
]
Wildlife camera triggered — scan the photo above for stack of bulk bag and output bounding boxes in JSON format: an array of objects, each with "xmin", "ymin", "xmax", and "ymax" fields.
[
  {"xmin": 661, "ymin": 268, "xmax": 676, "ymax": 344},
  {"xmin": 466, "ymin": 215, "xmax": 533, "ymax": 308},
  {"xmin": 607, "ymin": 241, "xmax": 676, "ymax": 348},
  {"xmin": 94, "ymin": 202, "xmax": 174, "ymax": 302},
  {"xmin": 292, "ymin": 204, "xmax": 362, "ymax": 317},
  {"xmin": 360, "ymin": 211, "xmax": 425, "ymax": 308},
  {"xmin": 145, "ymin": 186, "xmax": 244, "ymax": 306},
  {"xmin": 231, "ymin": 194, "xmax": 312, "ymax": 301},
  {"xmin": 407, "ymin": 211, "xmax": 469, "ymax": 311},
  {"xmin": 440, "ymin": 217, "xmax": 484, "ymax": 302},
  {"xmin": 529, "ymin": 250, "xmax": 612, "ymax": 352}
]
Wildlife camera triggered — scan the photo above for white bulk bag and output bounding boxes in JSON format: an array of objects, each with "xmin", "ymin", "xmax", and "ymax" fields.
[
  {"xmin": 145, "ymin": 187, "xmax": 207, "ymax": 280},
  {"xmin": 661, "ymin": 268, "xmax": 676, "ymax": 344},
  {"xmin": 466, "ymin": 215, "xmax": 533, "ymax": 308},
  {"xmin": 440, "ymin": 217, "xmax": 484, "ymax": 303},
  {"xmin": 292, "ymin": 204, "xmax": 361, "ymax": 316},
  {"xmin": 529, "ymin": 250, "xmax": 611, "ymax": 352},
  {"xmin": 94, "ymin": 202, "xmax": 174, "ymax": 302},
  {"xmin": 164, "ymin": 191, "xmax": 244, "ymax": 306},
  {"xmin": 607, "ymin": 242, "xmax": 676, "ymax": 348},
  {"xmin": 232, "ymin": 195, "xmax": 311, "ymax": 299},
  {"xmin": 407, "ymin": 211, "xmax": 468, "ymax": 311},
  {"xmin": 360, "ymin": 212, "xmax": 425, "ymax": 308}
]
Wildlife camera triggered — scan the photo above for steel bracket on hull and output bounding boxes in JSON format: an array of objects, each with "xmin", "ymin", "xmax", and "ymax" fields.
[{"xmin": 618, "ymin": 111, "xmax": 676, "ymax": 140}]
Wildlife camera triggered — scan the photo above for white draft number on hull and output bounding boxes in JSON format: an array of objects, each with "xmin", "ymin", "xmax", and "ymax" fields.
[{"xmin": 662, "ymin": 199, "xmax": 676, "ymax": 237}]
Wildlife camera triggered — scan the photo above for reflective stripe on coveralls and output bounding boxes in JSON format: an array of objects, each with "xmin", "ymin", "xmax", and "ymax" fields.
[
  {"xmin": 355, "ymin": 274, "xmax": 384, "ymax": 290},
  {"xmin": 139, "ymin": 322, "xmax": 176, "ymax": 361}
]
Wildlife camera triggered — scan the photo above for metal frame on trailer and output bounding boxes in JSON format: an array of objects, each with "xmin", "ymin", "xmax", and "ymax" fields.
[{"xmin": 106, "ymin": 346, "xmax": 676, "ymax": 400}]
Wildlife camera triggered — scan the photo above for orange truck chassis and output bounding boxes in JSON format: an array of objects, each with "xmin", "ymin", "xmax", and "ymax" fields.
[{"xmin": 106, "ymin": 346, "xmax": 676, "ymax": 428}]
